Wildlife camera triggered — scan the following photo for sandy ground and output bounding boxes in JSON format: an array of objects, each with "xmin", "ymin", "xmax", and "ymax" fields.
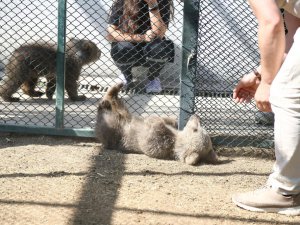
[{"xmin": 0, "ymin": 133, "xmax": 300, "ymax": 225}]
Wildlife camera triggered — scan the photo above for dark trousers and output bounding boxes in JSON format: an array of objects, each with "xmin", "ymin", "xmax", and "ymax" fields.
[{"xmin": 111, "ymin": 38, "xmax": 174, "ymax": 82}]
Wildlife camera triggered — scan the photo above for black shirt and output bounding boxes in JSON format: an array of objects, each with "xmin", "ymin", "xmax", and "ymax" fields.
[{"xmin": 108, "ymin": 0, "xmax": 171, "ymax": 34}]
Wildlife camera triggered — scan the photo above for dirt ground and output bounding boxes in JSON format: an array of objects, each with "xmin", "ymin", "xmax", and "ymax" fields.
[{"xmin": 1, "ymin": 133, "xmax": 300, "ymax": 225}]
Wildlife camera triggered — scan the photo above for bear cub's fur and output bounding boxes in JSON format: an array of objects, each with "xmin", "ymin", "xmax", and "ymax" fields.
[
  {"xmin": 95, "ymin": 83, "xmax": 218, "ymax": 165},
  {"xmin": 0, "ymin": 38, "xmax": 101, "ymax": 102}
]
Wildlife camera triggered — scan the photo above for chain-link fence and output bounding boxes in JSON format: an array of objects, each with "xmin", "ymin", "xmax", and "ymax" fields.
[
  {"xmin": 0, "ymin": 0, "xmax": 274, "ymax": 147},
  {"xmin": 0, "ymin": 0, "xmax": 183, "ymax": 136},
  {"xmin": 193, "ymin": 0, "xmax": 274, "ymax": 148}
]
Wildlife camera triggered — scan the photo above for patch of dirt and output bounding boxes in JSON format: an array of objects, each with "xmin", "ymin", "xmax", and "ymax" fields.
[{"xmin": 0, "ymin": 133, "xmax": 299, "ymax": 225}]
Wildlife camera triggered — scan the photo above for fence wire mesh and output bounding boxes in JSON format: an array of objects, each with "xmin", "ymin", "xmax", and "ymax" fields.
[
  {"xmin": 0, "ymin": 0, "xmax": 58, "ymax": 127},
  {"xmin": 0, "ymin": 0, "xmax": 183, "ymax": 130},
  {"xmin": 195, "ymin": 0, "xmax": 274, "ymax": 148},
  {"xmin": 0, "ymin": 0, "xmax": 274, "ymax": 148}
]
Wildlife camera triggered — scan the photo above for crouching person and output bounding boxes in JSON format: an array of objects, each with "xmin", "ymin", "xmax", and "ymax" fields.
[{"xmin": 106, "ymin": 0, "xmax": 175, "ymax": 93}]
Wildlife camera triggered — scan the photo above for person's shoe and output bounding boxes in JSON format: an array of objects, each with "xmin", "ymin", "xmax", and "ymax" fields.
[
  {"xmin": 232, "ymin": 186, "xmax": 300, "ymax": 216},
  {"xmin": 145, "ymin": 78, "xmax": 162, "ymax": 94}
]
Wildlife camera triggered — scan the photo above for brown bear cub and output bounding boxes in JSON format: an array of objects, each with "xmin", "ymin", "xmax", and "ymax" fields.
[
  {"xmin": 95, "ymin": 83, "xmax": 218, "ymax": 165},
  {"xmin": 0, "ymin": 38, "xmax": 101, "ymax": 102}
]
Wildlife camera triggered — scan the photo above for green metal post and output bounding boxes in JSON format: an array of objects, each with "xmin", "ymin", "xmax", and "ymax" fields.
[
  {"xmin": 179, "ymin": 0, "xmax": 200, "ymax": 129},
  {"xmin": 56, "ymin": 0, "xmax": 67, "ymax": 128}
]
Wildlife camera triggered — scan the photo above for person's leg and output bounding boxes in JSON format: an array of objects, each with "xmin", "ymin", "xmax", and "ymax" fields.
[
  {"xmin": 232, "ymin": 28, "xmax": 300, "ymax": 216},
  {"xmin": 268, "ymin": 27, "xmax": 300, "ymax": 195},
  {"xmin": 143, "ymin": 39, "xmax": 174, "ymax": 93},
  {"xmin": 111, "ymin": 42, "xmax": 141, "ymax": 84}
]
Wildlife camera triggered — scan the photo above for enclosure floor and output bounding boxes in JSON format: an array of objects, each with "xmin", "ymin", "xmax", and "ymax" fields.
[{"xmin": 0, "ymin": 134, "xmax": 296, "ymax": 225}]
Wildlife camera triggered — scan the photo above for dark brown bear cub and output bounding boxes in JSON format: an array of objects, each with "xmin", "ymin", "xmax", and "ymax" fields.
[
  {"xmin": 0, "ymin": 38, "xmax": 101, "ymax": 102},
  {"xmin": 95, "ymin": 83, "xmax": 218, "ymax": 166}
]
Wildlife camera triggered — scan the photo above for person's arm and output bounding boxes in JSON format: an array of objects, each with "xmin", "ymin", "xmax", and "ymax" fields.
[
  {"xmin": 248, "ymin": 0, "xmax": 285, "ymax": 111},
  {"xmin": 145, "ymin": 0, "xmax": 168, "ymax": 38},
  {"xmin": 249, "ymin": 11, "xmax": 300, "ymax": 82},
  {"xmin": 233, "ymin": 6, "xmax": 300, "ymax": 105},
  {"xmin": 106, "ymin": 24, "xmax": 146, "ymax": 42},
  {"xmin": 249, "ymin": 0, "xmax": 285, "ymax": 84}
]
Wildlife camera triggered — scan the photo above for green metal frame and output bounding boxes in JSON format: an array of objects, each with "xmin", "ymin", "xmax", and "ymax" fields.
[
  {"xmin": 0, "ymin": 0, "xmax": 95, "ymax": 137},
  {"xmin": 56, "ymin": 0, "xmax": 67, "ymax": 129}
]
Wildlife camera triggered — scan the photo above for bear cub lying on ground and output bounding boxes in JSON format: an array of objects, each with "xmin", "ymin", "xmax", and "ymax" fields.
[{"xmin": 95, "ymin": 83, "xmax": 218, "ymax": 165}]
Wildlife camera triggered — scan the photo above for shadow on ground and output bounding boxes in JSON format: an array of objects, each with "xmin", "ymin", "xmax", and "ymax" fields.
[{"xmin": 69, "ymin": 149, "xmax": 125, "ymax": 225}]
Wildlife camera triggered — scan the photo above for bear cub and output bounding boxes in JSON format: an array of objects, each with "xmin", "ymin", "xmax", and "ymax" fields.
[
  {"xmin": 95, "ymin": 83, "xmax": 218, "ymax": 165},
  {"xmin": 0, "ymin": 38, "xmax": 101, "ymax": 102}
]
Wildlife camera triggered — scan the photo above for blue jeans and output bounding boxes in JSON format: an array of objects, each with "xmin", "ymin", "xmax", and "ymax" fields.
[{"xmin": 110, "ymin": 38, "xmax": 174, "ymax": 82}]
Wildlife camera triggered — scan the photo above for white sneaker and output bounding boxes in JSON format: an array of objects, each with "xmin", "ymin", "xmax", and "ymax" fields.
[
  {"xmin": 232, "ymin": 186, "xmax": 300, "ymax": 216},
  {"xmin": 115, "ymin": 73, "xmax": 128, "ymax": 86},
  {"xmin": 145, "ymin": 78, "xmax": 162, "ymax": 93}
]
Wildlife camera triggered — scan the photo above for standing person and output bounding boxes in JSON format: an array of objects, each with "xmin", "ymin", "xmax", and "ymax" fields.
[
  {"xmin": 106, "ymin": 0, "xmax": 174, "ymax": 93},
  {"xmin": 232, "ymin": 0, "xmax": 300, "ymax": 215}
]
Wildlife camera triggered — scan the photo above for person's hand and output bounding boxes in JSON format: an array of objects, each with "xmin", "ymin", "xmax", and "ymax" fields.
[
  {"xmin": 105, "ymin": 34, "xmax": 115, "ymax": 42},
  {"xmin": 254, "ymin": 81, "xmax": 272, "ymax": 112},
  {"xmin": 144, "ymin": 30, "xmax": 157, "ymax": 42},
  {"xmin": 233, "ymin": 72, "xmax": 260, "ymax": 103}
]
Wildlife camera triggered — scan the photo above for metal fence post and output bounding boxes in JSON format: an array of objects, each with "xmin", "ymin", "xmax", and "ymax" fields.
[
  {"xmin": 56, "ymin": 0, "xmax": 67, "ymax": 128},
  {"xmin": 178, "ymin": 0, "xmax": 200, "ymax": 129}
]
